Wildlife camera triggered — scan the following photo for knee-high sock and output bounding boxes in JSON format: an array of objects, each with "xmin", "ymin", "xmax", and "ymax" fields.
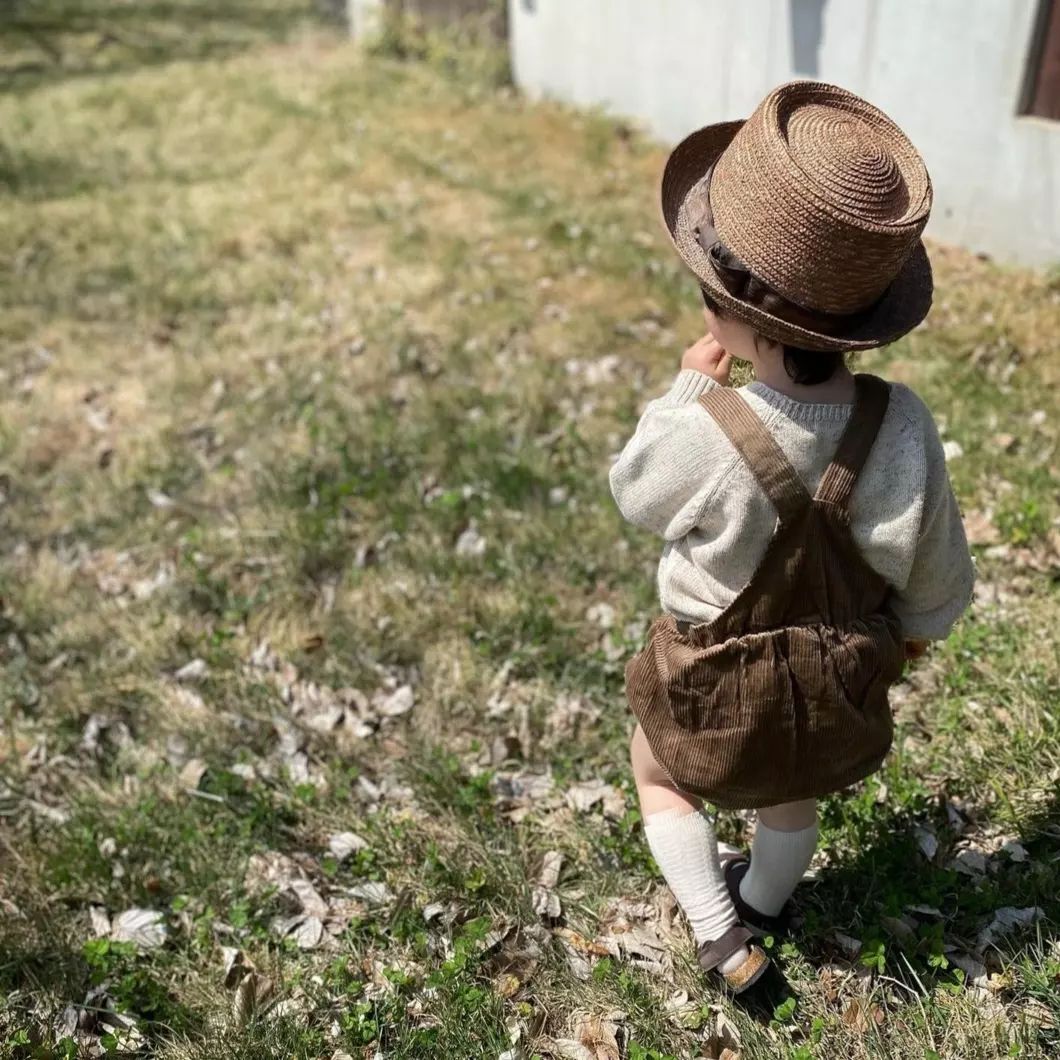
[
  {"xmin": 643, "ymin": 808, "xmax": 746, "ymax": 971},
  {"xmin": 740, "ymin": 820, "xmax": 819, "ymax": 917}
]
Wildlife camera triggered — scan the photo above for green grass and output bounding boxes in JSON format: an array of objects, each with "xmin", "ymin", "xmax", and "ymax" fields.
[{"xmin": 1, "ymin": 3, "xmax": 1059, "ymax": 1057}]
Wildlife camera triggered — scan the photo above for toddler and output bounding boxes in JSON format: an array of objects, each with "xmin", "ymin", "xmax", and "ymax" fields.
[{"xmin": 610, "ymin": 81, "xmax": 975, "ymax": 1000}]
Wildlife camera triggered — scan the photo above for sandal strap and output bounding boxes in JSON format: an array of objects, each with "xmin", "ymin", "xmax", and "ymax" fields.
[
  {"xmin": 723, "ymin": 857, "xmax": 786, "ymax": 932},
  {"xmin": 697, "ymin": 924, "xmax": 754, "ymax": 973}
]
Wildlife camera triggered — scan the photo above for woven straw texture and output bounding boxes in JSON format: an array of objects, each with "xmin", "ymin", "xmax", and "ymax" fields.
[
  {"xmin": 625, "ymin": 375, "xmax": 905, "ymax": 809},
  {"xmin": 661, "ymin": 81, "xmax": 934, "ymax": 353}
]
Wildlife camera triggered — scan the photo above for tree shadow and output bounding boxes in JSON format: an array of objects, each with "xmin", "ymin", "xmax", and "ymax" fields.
[
  {"xmin": 792, "ymin": 785, "xmax": 1060, "ymax": 996},
  {"xmin": 789, "ymin": 0, "xmax": 827, "ymax": 78},
  {"xmin": 0, "ymin": 0, "xmax": 342, "ymax": 95}
]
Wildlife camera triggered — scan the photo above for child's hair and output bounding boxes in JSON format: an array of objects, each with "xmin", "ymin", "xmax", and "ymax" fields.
[{"xmin": 700, "ymin": 288, "xmax": 842, "ymax": 386}]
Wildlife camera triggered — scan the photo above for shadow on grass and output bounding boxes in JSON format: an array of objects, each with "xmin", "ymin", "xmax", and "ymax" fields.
[
  {"xmin": 0, "ymin": 0, "xmax": 341, "ymax": 95},
  {"xmin": 793, "ymin": 786, "xmax": 1059, "ymax": 1002},
  {"xmin": 0, "ymin": 912, "xmax": 200, "ymax": 1045}
]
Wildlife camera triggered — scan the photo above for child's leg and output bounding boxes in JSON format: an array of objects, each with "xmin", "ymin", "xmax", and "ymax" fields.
[
  {"xmin": 739, "ymin": 798, "xmax": 818, "ymax": 917},
  {"xmin": 630, "ymin": 724, "xmax": 748, "ymax": 972}
]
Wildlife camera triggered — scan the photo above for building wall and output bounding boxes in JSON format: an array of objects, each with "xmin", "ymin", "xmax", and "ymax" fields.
[{"xmin": 508, "ymin": 0, "xmax": 1060, "ymax": 266}]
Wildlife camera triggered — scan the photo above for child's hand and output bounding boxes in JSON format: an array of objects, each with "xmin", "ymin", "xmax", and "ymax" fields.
[
  {"xmin": 905, "ymin": 638, "xmax": 930, "ymax": 660},
  {"xmin": 682, "ymin": 332, "xmax": 732, "ymax": 384}
]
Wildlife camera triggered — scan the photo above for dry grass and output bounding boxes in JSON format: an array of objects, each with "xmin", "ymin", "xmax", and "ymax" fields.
[{"xmin": 0, "ymin": 4, "xmax": 1058, "ymax": 1058}]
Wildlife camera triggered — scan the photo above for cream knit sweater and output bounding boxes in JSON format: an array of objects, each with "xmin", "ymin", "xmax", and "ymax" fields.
[{"xmin": 610, "ymin": 370, "xmax": 975, "ymax": 641}]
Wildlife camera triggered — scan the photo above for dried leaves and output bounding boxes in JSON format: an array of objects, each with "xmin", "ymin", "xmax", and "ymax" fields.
[
  {"xmin": 89, "ymin": 908, "xmax": 168, "ymax": 951},
  {"xmin": 532, "ymin": 850, "xmax": 564, "ymax": 920},
  {"xmin": 243, "ymin": 849, "xmax": 385, "ymax": 952}
]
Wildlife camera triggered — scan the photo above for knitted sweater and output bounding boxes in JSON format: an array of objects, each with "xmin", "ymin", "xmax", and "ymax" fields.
[{"xmin": 610, "ymin": 370, "xmax": 975, "ymax": 641}]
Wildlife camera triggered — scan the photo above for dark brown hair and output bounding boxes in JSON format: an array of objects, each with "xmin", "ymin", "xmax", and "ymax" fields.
[{"xmin": 699, "ymin": 288, "xmax": 842, "ymax": 386}]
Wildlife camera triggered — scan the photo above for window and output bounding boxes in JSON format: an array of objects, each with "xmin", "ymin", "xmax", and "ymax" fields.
[{"xmin": 1023, "ymin": 0, "xmax": 1060, "ymax": 119}]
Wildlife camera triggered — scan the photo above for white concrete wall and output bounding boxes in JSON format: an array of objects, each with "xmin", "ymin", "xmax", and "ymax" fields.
[{"xmin": 508, "ymin": 0, "xmax": 1060, "ymax": 266}]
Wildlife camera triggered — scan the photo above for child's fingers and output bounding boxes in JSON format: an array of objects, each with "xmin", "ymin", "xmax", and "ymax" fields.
[{"xmin": 695, "ymin": 333, "xmax": 727, "ymax": 363}]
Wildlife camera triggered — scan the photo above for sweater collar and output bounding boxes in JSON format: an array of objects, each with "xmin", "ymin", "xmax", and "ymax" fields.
[{"xmin": 742, "ymin": 380, "xmax": 854, "ymax": 423}]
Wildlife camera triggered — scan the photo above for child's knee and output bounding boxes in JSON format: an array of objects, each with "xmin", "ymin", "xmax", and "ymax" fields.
[{"xmin": 757, "ymin": 798, "xmax": 818, "ymax": 832}]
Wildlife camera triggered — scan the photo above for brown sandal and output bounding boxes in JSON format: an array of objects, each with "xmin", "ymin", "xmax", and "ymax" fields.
[
  {"xmin": 696, "ymin": 924, "xmax": 770, "ymax": 995},
  {"xmin": 720, "ymin": 855, "xmax": 789, "ymax": 936}
]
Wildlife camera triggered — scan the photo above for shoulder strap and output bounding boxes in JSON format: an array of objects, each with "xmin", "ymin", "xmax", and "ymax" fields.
[
  {"xmin": 813, "ymin": 374, "xmax": 891, "ymax": 508},
  {"xmin": 699, "ymin": 386, "xmax": 810, "ymax": 524}
]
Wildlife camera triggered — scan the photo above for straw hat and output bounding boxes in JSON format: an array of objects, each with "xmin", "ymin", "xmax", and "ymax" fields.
[{"xmin": 661, "ymin": 81, "xmax": 933, "ymax": 352}]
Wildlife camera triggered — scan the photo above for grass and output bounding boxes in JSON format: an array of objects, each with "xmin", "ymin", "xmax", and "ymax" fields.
[{"xmin": 1, "ymin": 2, "xmax": 1058, "ymax": 1057}]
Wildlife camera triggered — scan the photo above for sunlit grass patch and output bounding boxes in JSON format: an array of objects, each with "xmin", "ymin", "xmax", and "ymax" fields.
[{"xmin": 1, "ymin": 2, "xmax": 1058, "ymax": 1056}]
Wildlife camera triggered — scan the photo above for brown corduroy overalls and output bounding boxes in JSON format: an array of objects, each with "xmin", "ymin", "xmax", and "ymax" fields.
[{"xmin": 625, "ymin": 374, "xmax": 906, "ymax": 810}]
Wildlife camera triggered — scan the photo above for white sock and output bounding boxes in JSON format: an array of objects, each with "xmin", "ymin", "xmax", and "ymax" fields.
[
  {"xmin": 739, "ymin": 820, "xmax": 819, "ymax": 917},
  {"xmin": 643, "ymin": 809, "xmax": 747, "ymax": 974}
]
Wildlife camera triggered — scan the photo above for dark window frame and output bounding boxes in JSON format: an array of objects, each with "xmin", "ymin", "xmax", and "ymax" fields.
[{"xmin": 1021, "ymin": 0, "xmax": 1060, "ymax": 119}]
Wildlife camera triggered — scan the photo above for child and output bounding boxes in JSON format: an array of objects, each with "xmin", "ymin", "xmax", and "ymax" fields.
[{"xmin": 610, "ymin": 81, "xmax": 975, "ymax": 999}]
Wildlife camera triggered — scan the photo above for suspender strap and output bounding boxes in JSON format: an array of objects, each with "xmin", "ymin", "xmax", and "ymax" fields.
[
  {"xmin": 699, "ymin": 386, "xmax": 811, "ymax": 524},
  {"xmin": 814, "ymin": 374, "xmax": 891, "ymax": 509}
]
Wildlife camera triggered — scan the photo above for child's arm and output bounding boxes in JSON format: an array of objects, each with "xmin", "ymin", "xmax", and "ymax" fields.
[
  {"xmin": 891, "ymin": 404, "xmax": 976, "ymax": 643},
  {"xmin": 609, "ymin": 334, "xmax": 734, "ymax": 539}
]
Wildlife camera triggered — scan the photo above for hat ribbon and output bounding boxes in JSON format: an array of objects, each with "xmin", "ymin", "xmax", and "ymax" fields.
[{"xmin": 691, "ymin": 169, "xmax": 879, "ymax": 338}]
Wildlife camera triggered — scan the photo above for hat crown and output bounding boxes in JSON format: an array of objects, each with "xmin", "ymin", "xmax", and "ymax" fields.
[
  {"xmin": 785, "ymin": 104, "xmax": 909, "ymax": 223},
  {"xmin": 711, "ymin": 81, "xmax": 932, "ymax": 314}
]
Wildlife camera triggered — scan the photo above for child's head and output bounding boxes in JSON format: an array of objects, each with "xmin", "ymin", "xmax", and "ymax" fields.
[
  {"xmin": 699, "ymin": 287, "xmax": 842, "ymax": 386},
  {"xmin": 662, "ymin": 82, "xmax": 933, "ymax": 361}
]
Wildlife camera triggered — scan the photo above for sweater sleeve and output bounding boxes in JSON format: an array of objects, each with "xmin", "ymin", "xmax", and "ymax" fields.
[
  {"xmin": 890, "ymin": 397, "xmax": 976, "ymax": 640},
  {"xmin": 609, "ymin": 370, "xmax": 735, "ymax": 540}
]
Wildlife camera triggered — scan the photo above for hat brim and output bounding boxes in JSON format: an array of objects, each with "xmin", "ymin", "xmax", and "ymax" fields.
[{"xmin": 661, "ymin": 120, "xmax": 933, "ymax": 353}]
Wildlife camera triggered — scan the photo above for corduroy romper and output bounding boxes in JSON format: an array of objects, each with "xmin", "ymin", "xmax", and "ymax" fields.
[{"xmin": 626, "ymin": 374, "xmax": 906, "ymax": 810}]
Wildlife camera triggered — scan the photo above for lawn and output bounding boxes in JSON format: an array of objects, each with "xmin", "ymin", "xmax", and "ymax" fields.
[{"xmin": 1, "ymin": 3, "xmax": 1058, "ymax": 1057}]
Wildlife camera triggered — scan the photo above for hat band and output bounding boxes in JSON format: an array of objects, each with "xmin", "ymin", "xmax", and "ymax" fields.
[{"xmin": 692, "ymin": 171, "xmax": 878, "ymax": 338}]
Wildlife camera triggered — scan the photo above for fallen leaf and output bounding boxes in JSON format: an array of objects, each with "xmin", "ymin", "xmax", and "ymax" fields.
[
  {"xmin": 1000, "ymin": 839, "xmax": 1029, "ymax": 862},
  {"xmin": 328, "ymin": 831, "xmax": 368, "ymax": 860},
  {"xmin": 586, "ymin": 602, "xmax": 615, "ymax": 629},
  {"xmin": 244, "ymin": 851, "xmax": 304, "ymax": 895},
  {"xmin": 574, "ymin": 1013, "xmax": 620, "ymax": 1060},
  {"xmin": 833, "ymin": 931, "xmax": 862, "ymax": 957},
  {"xmin": 179, "ymin": 758, "xmax": 208, "ymax": 790},
  {"xmin": 914, "ymin": 825, "xmax": 938, "ymax": 860},
  {"xmin": 346, "ymin": 881, "xmax": 394, "ymax": 905},
  {"xmin": 455, "ymin": 525, "xmax": 487, "ymax": 558},
  {"xmin": 950, "ymin": 848, "xmax": 989, "ymax": 877},
  {"xmin": 551, "ymin": 1041, "xmax": 594, "ymax": 1060},
  {"xmin": 1023, "ymin": 997, "xmax": 1058, "ymax": 1030},
  {"xmin": 703, "ymin": 1010, "xmax": 742, "ymax": 1059},
  {"xmin": 976, "ymin": 906, "xmax": 1043, "ymax": 951},
  {"xmin": 292, "ymin": 916, "xmax": 324, "ymax": 949},
  {"xmin": 88, "ymin": 906, "xmax": 110, "ymax": 938},
  {"xmin": 880, "ymin": 915, "xmax": 917, "ymax": 941},
  {"xmin": 906, "ymin": 904, "xmax": 944, "ymax": 918},
  {"xmin": 220, "ymin": 946, "xmax": 245, "ymax": 988},
  {"xmin": 553, "ymin": 927, "xmax": 611, "ymax": 957},
  {"xmin": 948, "ymin": 951, "xmax": 987, "ymax": 985},
  {"xmin": 288, "ymin": 877, "xmax": 328, "ymax": 919},
  {"xmin": 565, "ymin": 780, "xmax": 625, "ymax": 819},
  {"xmin": 231, "ymin": 972, "xmax": 271, "ymax": 1028},
  {"xmin": 111, "ymin": 909, "xmax": 166, "ymax": 950},
  {"xmin": 841, "ymin": 997, "xmax": 884, "ymax": 1032},
  {"xmin": 537, "ymin": 850, "xmax": 564, "ymax": 889},
  {"xmin": 146, "ymin": 487, "xmax": 175, "ymax": 508},
  {"xmin": 174, "ymin": 658, "xmax": 208, "ymax": 683},
  {"xmin": 375, "ymin": 684, "xmax": 415, "ymax": 718},
  {"xmin": 533, "ymin": 887, "xmax": 562, "ymax": 920}
]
